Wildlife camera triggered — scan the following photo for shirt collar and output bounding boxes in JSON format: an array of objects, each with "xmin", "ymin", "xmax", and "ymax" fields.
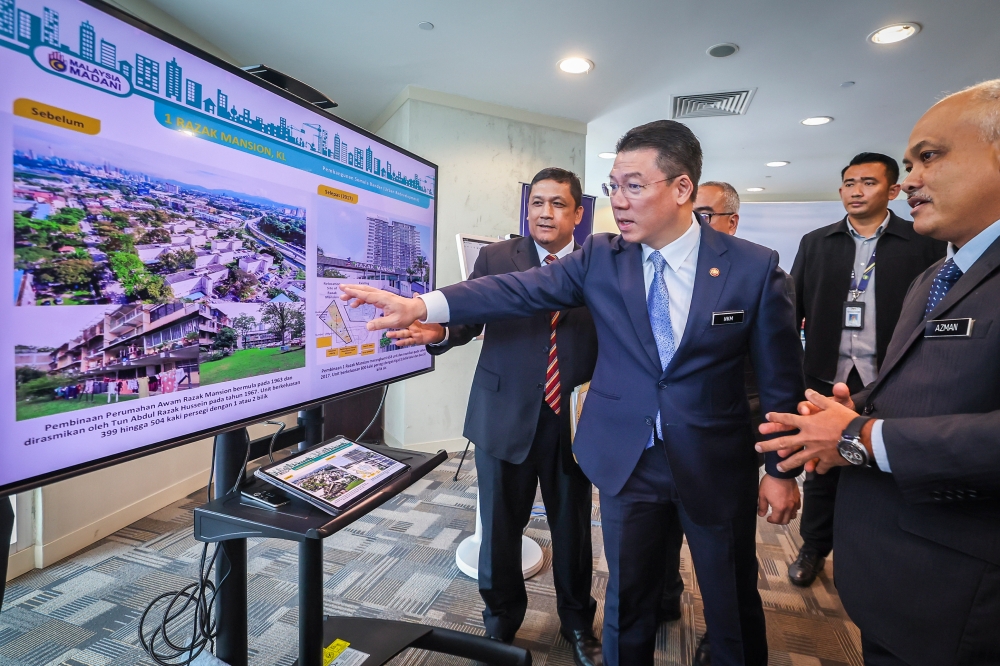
[
  {"xmin": 641, "ymin": 213, "xmax": 702, "ymax": 273},
  {"xmin": 846, "ymin": 211, "xmax": 891, "ymax": 240},
  {"xmin": 948, "ymin": 218, "xmax": 1000, "ymax": 273},
  {"xmin": 535, "ymin": 237, "xmax": 575, "ymax": 263}
]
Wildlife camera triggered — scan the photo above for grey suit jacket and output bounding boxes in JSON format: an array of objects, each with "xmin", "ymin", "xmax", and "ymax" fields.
[{"xmin": 834, "ymin": 233, "xmax": 1000, "ymax": 662}]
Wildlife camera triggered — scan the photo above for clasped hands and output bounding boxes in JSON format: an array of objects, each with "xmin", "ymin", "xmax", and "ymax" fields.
[{"xmin": 757, "ymin": 383, "xmax": 861, "ymax": 474}]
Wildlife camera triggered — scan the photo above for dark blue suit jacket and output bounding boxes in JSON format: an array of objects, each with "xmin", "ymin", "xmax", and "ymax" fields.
[
  {"xmin": 426, "ymin": 236, "xmax": 598, "ymax": 464},
  {"xmin": 440, "ymin": 220, "xmax": 805, "ymax": 525}
]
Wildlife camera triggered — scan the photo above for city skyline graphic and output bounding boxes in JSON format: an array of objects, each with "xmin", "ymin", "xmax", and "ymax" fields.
[{"xmin": 1, "ymin": 0, "xmax": 435, "ymax": 197}]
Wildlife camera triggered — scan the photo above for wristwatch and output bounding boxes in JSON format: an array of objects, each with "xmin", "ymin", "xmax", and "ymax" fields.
[{"xmin": 838, "ymin": 416, "xmax": 873, "ymax": 466}]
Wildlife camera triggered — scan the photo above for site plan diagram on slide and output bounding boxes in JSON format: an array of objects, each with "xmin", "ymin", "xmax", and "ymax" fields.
[{"xmin": 316, "ymin": 279, "xmax": 389, "ymax": 363}]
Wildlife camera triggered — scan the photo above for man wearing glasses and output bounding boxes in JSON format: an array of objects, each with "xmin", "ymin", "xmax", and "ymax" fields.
[{"xmin": 339, "ymin": 120, "xmax": 805, "ymax": 666}]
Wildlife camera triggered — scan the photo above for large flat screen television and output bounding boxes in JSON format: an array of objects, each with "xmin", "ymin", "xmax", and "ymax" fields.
[{"xmin": 1, "ymin": 0, "xmax": 437, "ymax": 495}]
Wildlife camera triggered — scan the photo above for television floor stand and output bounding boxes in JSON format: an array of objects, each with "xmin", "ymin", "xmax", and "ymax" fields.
[{"xmin": 198, "ymin": 418, "xmax": 531, "ymax": 666}]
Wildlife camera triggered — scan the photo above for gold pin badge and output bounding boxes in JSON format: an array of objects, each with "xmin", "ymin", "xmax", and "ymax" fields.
[{"xmin": 709, "ymin": 267, "xmax": 721, "ymax": 277}]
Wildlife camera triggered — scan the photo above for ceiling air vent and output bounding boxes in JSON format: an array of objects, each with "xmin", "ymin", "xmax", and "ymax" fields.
[{"xmin": 671, "ymin": 89, "xmax": 756, "ymax": 119}]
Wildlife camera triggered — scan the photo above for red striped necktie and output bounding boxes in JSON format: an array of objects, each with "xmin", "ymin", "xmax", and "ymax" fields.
[{"xmin": 543, "ymin": 253, "xmax": 561, "ymax": 414}]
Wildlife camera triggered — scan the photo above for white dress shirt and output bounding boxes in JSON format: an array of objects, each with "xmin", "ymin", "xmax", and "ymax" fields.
[
  {"xmin": 870, "ymin": 217, "xmax": 1000, "ymax": 472},
  {"xmin": 641, "ymin": 215, "xmax": 701, "ymax": 348},
  {"xmin": 423, "ymin": 237, "xmax": 576, "ymax": 339}
]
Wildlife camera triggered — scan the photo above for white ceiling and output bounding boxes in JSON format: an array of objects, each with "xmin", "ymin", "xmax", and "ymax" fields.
[{"xmin": 144, "ymin": 0, "xmax": 1000, "ymax": 201}]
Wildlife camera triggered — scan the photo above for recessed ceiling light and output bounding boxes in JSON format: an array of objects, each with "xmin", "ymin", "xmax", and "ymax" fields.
[
  {"xmin": 707, "ymin": 43, "xmax": 739, "ymax": 58},
  {"xmin": 598, "ymin": 152, "xmax": 616, "ymax": 159},
  {"xmin": 418, "ymin": 21, "xmax": 434, "ymax": 30},
  {"xmin": 766, "ymin": 161, "xmax": 790, "ymax": 167},
  {"xmin": 801, "ymin": 116, "xmax": 833, "ymax": 126},
  {"xmin": 841, "ymin": 81, "xmax": 856, "ymax": 88},
  {"xmin": 869, "ymin": 23, "xmax": 921, "ymax": 44},
  {"xmin": 746, "ymin": 187, "xmax": 765, "ymax": 192},
  {"xmin": 558, "ymin": 57, "xmax": 594, "ymax": 74}
]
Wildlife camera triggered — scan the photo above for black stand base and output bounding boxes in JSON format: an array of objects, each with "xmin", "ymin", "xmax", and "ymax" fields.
[
  {"xmin": 1, "ymin": 496, "xmax": 13, "ymax": 612},
  {"xmin": 294, "ymin": 617, "xmax": 531, "ymax": 666}
]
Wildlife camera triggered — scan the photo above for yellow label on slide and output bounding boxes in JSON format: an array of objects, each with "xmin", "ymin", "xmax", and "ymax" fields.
[
  {"xmin": 361, "ymin": 343, "xmax": 375, "ymax": 355},
  {"xmin": 318, "ymin": 184, "xmax": 359, "ymax": 204},
  {"xmin": 316, "ymin": 335, "xmax": 332, "ymax": 348},
  {"xmin": 326, "ymin": 348, "xmax": 339, "ymax": 357},
  {"xmin": 323, "ymin": 639, "xmax": 350, "ymax": 666},
  {"xmin": 340, "ymin": 345, "xmax": 358, "ymax": 357},
  {"xmin": 14, "ymin": 98, "xmax": 101, "ymax": 134}
]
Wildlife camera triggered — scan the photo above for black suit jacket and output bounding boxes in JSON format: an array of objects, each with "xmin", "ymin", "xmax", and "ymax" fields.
[
  {"xmin": 835, "ymin": 234, "xmax": 1000, "ymax": 662},
  {"xmin": 427, "ymin": 235, "xmax": 598, "ymax": 464},
  {"xmin": 790, "ymin": 211, "xmax": 946, "ymax": 382}
]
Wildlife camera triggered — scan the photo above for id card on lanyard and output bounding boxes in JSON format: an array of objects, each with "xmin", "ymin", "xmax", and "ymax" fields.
[{"xmin": 843, "ymin": 248, "xmax": 875, "ymax": 329}]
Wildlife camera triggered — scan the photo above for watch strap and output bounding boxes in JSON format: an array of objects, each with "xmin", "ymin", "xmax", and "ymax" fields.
[{"xmin": 844, "ymin": 416, "xmax": 873, "ymax": 439}]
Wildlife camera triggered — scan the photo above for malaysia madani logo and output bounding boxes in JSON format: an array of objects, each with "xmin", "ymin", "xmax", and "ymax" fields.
[
  {"xmin": 33, "ymin": 45, "xmax": 132, "ymax": 97},
  {"xmin": 48, "ymin": 51, "xmax": 66, "ymax": 71}
]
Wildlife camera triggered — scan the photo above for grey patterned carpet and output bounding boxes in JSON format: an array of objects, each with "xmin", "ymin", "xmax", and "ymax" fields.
[{"xmin": 1, "ymin": 452, "xmax": 862, "ymax": 665}]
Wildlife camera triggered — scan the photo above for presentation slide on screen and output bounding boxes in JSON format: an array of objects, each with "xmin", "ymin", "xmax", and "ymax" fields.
[{"xmin": 0, "ymin": 0, "xmax": 436, "ymax": 490}]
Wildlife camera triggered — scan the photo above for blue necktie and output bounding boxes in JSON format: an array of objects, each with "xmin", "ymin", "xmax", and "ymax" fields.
[
  {"xmin": 647, "ymin": 251, "xmax": 675, "ymax": 447},
  {"xmin": 924, "ymin": 258, "xmax": 964, "ymax": 317}
]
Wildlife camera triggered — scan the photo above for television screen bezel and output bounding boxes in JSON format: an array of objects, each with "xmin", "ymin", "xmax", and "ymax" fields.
[{"xmin": 0, "ymin": 0, "xmax": 438, "ymax": 496}]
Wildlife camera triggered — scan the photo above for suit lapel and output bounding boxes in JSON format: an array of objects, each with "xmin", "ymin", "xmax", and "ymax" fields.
[
  {"xmin": 665, "ymin": 223, "xmax": 730, "ymax": 376},
  {"xmin": 872, "ymin": 236, "xmax": 1000, "ymax": 391},
  {"xmin": 615, "ymin": 241, "xmax": 662, "ymax": 370},
  {"xmin": 512, "ymin": 236, "xmax": 540, "ymax": 272}
]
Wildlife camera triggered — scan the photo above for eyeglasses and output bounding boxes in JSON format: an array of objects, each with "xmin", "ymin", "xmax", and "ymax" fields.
[
  {"xmin": 696, "ymin": 211, "xmax": 736, "ymax": 222},
  {"xmin": 601, "ymin": 174, "xmax": 681, "ymax": 199}
]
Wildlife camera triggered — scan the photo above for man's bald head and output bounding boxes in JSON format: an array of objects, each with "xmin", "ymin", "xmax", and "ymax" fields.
[{"xmin": 901, "ymin": 79, "xmax": 1000, "ymax": 247}]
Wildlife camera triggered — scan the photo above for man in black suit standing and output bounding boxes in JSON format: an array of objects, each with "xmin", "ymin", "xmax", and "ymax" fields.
[
  {"xmin": 760, "ymin": 79, "xmax": 1000, "ymax": 665},
  {"xmin": 786, "ymin": 153, "xmax": 945, "ymax": 586},
  {"xmin": 392, "ymin": 168, "xmax": 601, "ymax": 665}
]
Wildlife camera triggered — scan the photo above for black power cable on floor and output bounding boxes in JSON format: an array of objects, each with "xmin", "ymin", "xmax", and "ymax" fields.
[{"xmin": 137, "ymin": 426, "xmax": 261, "ymax": 665}]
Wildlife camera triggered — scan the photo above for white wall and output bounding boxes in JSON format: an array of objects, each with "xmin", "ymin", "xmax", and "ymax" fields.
[{"xmin": 373, "ymin": 90, "xmax": 587, "ymax": 451}]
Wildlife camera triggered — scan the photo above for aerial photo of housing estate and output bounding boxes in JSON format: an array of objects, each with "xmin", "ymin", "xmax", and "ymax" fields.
[{"xmin": 13, "ymin": 124, "xmax": 308, "ymax": 308}]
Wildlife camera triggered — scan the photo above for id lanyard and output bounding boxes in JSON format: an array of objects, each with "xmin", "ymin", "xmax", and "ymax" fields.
[{"xmin": 849, "ymin": 248, "xmax": 876, "ymax": 302}]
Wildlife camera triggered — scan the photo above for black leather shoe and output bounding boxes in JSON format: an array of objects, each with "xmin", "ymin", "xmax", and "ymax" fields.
[
  {"xmin": 561, "ymin": 628, "xmax": 603, "ymax": 666},
  {"xmin": 788, "ymin": 545, "xmax": 826, "ymax": 587},
  {"xmin": 658, "ymin": 598, "xmax": 682, "ymax": 623},
  {"xmin": 693, "ymin": 633, "xmax": 711, "ymax": 666}
]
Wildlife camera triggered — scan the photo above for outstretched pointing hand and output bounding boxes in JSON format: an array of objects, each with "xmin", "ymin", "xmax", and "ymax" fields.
[{"xmin": 339, "ymin": 284, "xmax": 429, "ymax": 331}]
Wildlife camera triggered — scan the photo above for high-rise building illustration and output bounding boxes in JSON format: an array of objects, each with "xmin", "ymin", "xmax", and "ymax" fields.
[
  {"xmin": 165, "ymin": 58, "xmax": 182, "ymax": 101},
  {"xmin": 333, "ymin": 133, "xmax": 341, "ymax": 161},
  {"xmin": 99, "ymin": 38, "xmax": 115, "ymax": 68},
  {"xmin": 42, "ymin": 7, "xmax": 57, "ymax": 46},
  {"xmin": 118, "ymin": 59, "xmax": 132, "ymax": 80},
  {"xmin": 185, "ymin": 79, "xmax": 202, "ymax": 108},
  {"xmin": 365, "ymin": 146, "xmax": 373, "ymax": 172},
  {"xmin": 17, "ymin": 9, "xmax": 39, "ymax": 44},
  {"xmin": 216, "ymin": 90, "xmax": 228, "ymax": 118},
  {"xmin": 373, "ymin": 157, "xmax": 380, "ymax": 176},
  {"xmin": 79, "ymin": 20, "xmax": 95, "ymax": 60},
  {"xmin": 366, "ymin": 217, "xmax": 422, "ymax": 275},
  {"xmin": 2, "ymin": 0, "xmax": 17, "ymax": 39},
  {"xmin": 354, "ymin": 147, "xmax": 363, "ymax": 169},
  {"xmin": 134, "ymin": 54, "xmax": 159, "ymax": 92}
]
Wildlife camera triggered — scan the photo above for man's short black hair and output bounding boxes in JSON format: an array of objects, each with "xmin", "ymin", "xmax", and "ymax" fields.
[
  {"xmin": 615, "ymin": 120, "xmax": 703, "ymax": 201},
  {"xmin": 841, "ymin": 152, "xmax": 900, "ymax": 184},
  {"xmin": 530, "ymin": 167, "xmax": 583, "ymax": 209}
]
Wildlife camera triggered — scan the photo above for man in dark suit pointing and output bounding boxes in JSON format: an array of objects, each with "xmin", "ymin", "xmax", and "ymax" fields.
[
  {"xmin": 392, "ymin": 168, "xmax": 601, "ymax": 665},
  {"xmin": 759, "ymin": 79, "xmax": 1000, "ymax": 665},
  {"xmin": 342, "ymin": 120, "xmax": 805, "ymax": 666}
]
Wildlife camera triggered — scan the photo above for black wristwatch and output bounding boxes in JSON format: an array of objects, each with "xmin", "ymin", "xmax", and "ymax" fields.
[{"xmin": 838, "ymin": 416, "xmax": 873, "ymax": 467}]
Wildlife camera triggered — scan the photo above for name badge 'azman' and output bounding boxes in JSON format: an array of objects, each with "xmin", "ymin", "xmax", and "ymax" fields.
[
  {"xmin": 712, "ymin": 310, "xmax": 745, "ymax": 325},
  {"xmin": 924, "ymin": 318, "xmax": 974, "ymax": 338}
]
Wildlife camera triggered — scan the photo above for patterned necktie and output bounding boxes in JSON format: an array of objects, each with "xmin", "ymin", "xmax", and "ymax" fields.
[
  {"xmin": 543, "ymin": 254, "xmax": 561, "ymax": 414},
  {"xmin": 647, "ymin": 251, "xmax": 675, "ymax": 441},
  {"xmin": 924, "ymin": 258, "xmax": 964, "ymax": 317}
]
